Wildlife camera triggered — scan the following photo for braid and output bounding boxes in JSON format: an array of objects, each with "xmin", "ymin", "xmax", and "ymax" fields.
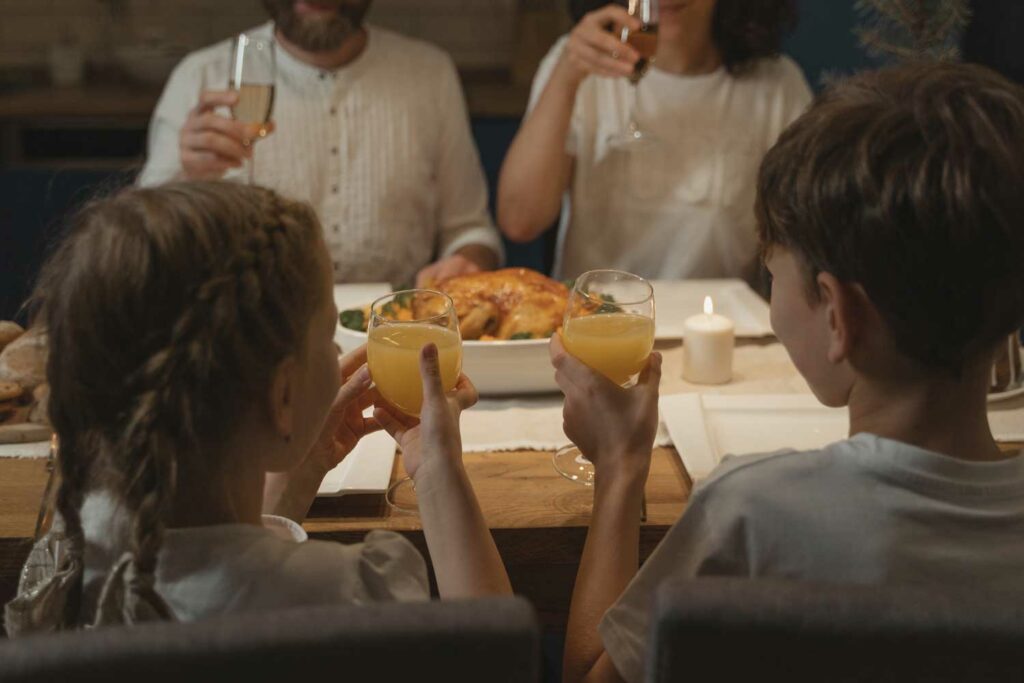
[
  {"xmin": 106, "ymin": 187, "xmax": 320, "ymax": 623},
  {"xmin": 52, "ymin": 436, "xmax": 88, "ymax": 627},
  {"xmin": 8, "ymin": 180, "xmax": 325, "ymax": 632}
]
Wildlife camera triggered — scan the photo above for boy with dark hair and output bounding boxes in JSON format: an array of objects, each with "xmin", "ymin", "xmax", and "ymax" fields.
[{"xmin": 551, "ymin": 62, "xmax": 1024, "ymax": 683}]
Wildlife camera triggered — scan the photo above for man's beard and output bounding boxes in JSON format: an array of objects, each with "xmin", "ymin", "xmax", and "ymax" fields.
[{"xmin": 262, "ymin": 0, "xmax": 371, "ymax": 52}]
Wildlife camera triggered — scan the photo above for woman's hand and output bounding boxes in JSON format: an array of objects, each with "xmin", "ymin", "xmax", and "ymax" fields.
[
  {"xmin": 373, "ymin": 344, "xmax": 478, "ymax": 482},
  {"xmin": 560, "ymin": 4, "xmax": 642, "ymax": 85},
  {"xmin": 550, "ymin": 334, "xmax": 662, "ymax": 486}
]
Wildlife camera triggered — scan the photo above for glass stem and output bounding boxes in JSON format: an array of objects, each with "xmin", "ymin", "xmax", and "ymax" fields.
[{"xmin": 627, "ymin": 82, "xmax": 641, "ymax": 140}]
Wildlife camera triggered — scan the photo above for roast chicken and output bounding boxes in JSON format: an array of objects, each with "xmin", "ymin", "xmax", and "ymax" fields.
[
  {"xmin": 339, "ymin": 269, "xmax": 571, "ymax": 341},
  {"xmin": 419, "ymin": 268, "xmax": 569, "ymax": 340}
]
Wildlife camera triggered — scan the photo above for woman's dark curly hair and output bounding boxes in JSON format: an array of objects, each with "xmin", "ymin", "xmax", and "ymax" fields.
[
  {"xmin": 712, "ymin": 0, "xmax": 798, "ymax": 74},
  {"xmin": 568, "ymin": 0, "xmax": 798, "ymax": 75}
]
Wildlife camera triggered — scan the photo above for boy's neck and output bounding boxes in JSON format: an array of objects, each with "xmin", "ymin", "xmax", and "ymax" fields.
[{"xmin": 847, "ymin": 362, "xmax": 1007, "ymax": 462}]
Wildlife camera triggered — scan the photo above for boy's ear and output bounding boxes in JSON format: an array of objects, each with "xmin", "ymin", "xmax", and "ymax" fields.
[
  {"xmin": 268, "ymin": 356, "xmax": 298, "ymax": 440},
  {"xmin": 816, "ymin": 272, "xmax": 863, "ymax": 365}
]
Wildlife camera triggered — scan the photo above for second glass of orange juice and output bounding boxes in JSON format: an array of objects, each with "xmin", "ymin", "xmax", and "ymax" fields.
[
  {"xmin": 367, "ymin": 289, "xmax": 463, "ymax": 510},
  {"xmin": 555, "ymin": 270, "xmax": 656, "ymax": 486}
]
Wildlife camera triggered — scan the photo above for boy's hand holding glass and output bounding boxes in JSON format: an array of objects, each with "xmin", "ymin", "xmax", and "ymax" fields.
[{"xmin": 550, "ymin": 334, "xmax": 662, "ymax": 486}]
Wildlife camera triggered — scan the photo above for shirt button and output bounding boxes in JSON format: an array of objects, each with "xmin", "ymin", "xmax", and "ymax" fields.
[
  {"xmin": 319, "ymin": 73, "xmax": 327, "ymax": 80},
  {"xmin": 333, "ymin": 224, "xmax": 340, "ymax": 233},
  {"xmin": 331, "ymin": 146, "xmax": 339, "ymax": 155},
  {"xmin": 329, "ymin": 107, "xmax": 337, "ymax": 115},
  {"xmin": 331, "ymin": 185, "xmax": 339, "ymax": 194}
]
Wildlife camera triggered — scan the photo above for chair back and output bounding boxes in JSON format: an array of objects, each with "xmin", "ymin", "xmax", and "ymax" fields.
[
  {"xmin": 0, "ymin": 596, "xmax": 541, "ymax": 683},
  {"xmin": 649, "ymin": 578, "xmax": 1024, "ymax": 683}
]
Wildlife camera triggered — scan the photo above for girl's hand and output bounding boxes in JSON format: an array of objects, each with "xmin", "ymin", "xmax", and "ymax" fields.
[
  {"xmin": 550, "ymin": 334, "xmax": 662, "ymax": 485},
  {"xmin": 560, "ymin": 4, "xmax": 642, "ymax": 85},
  {"xmin": 304, "ymin": 346, "xmax": 382, "ymax": 475},
  {"xmin": 373, "ymin": 344, "xmax": 478, "ymax": 482}
]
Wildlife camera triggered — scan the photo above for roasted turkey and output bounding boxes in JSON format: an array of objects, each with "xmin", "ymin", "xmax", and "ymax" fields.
[{"xmin": 417, "ymin": 268, "xmax": 569, "ymax": 340}]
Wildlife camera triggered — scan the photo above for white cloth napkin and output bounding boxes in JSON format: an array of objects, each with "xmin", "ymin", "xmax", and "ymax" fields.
[
  {"xmin": 461, "ymin": 396, "xmax": 672, "ymax": 453},
  {"xmin": 317, "ymin": 417, "xmax": 396, "ymax": 497}
]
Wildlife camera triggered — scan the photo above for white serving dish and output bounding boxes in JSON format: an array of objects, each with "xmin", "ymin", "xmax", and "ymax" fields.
[
  {"xmin": 334, "ymin": 283, "xmax": 558, "ymax": 395},
  {"xmin": 337, "ymin": 325, "xmax": 556, "ymax": 395}
]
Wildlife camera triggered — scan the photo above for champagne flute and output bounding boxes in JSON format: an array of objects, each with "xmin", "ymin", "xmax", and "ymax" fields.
[
  {"xmin": 229, "ymin": 33, "xmax": 276, "ymax": 184},
  {"xmin": 367, "ymin": 289, "xmax": 463, "ymax": 512},
  {"xmin": 606, "ymin": 0, "xmax": 660, "ymax": 150},
  {"xmin": 553, "ymin": 270, "xmax": 656, "ymax": 486}
]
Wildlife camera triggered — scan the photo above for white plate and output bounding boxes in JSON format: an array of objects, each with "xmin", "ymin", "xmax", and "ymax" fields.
[
  {"xmin": 661, "ymin": 393, "xmax": 1024, "ymax": 481},
  {"xmin": 988, "ymin": 385, "xmax": 1024, "ymax": 403},
  {"xmin": 652, "ymin": 279, "xmax": 772, "ymax": 339},
  {"xmin": 660, "ymin": 393, "xmax": 849, "ymax": 481},
  {"xmin": 317, "ymin": 425, "xmax": 396, "ymax": 497}
]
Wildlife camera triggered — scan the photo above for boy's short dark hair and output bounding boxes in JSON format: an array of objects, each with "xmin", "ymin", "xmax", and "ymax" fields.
[{"xmin": 756, "ymin": 62, "xmax": 1024, "ymax": 375}]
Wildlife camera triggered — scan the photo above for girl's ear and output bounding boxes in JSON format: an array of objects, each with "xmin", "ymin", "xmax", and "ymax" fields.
[{"xmin": 268, "ymin": 356, "xmax": 298, "ymax": 441}]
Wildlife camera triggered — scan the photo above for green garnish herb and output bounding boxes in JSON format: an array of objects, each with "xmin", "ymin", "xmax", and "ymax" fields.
[
  {"xmin": 599, "ymin": 293, "xmax": 617, "ymax": 303},
  {"xmin": 381, "ymin": 302, "xmax": 397, "ymax": 317},
  {"xmin": 510, "ymin": 332, "xmax": 534, "ymax": 340},
  {"xmin": 393, "ymin": 291, "xmax": 414, "ymax": 309},
  {"xmin": 339, "ymin": 309, "xmax": 366, "ymax": 331},
  {"xmin": 596, "ymin": 303, "xmax": 621, "ymax": 314}
]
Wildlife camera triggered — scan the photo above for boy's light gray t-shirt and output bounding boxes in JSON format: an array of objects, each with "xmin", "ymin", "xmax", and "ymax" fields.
[{"xmin": 601, "ymin": 433, "xmax": 1024, "ymax": 683}]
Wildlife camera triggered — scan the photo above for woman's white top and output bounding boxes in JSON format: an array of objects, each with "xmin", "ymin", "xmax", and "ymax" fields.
[{"xmin": 529, "ymin": 37, "xmax": 813, "ymax": 282}]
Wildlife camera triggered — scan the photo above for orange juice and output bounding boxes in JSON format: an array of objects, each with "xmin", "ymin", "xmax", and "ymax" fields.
[
  {"xmin": 563, "ymin": 313, "xmax": 655, "ymax": 385},
  {"xmin": 367, "ymin": 323, "xmax": 462, "ymax": 416}
]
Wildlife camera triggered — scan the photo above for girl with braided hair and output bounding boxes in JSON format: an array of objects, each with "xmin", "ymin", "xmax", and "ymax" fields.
[{"xmin": 5, "ymin": 181, "xmax": 510, "ymax": 634}]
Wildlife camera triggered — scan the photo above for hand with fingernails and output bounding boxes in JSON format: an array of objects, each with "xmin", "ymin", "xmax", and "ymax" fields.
[
  {"xmin": 373, "ymin": 343, "xmax": 479, "ymax": 483},
  {"xmin": 179, "ymin": 90, "xmax": 277, "ymax": 180},
  {"xmin": 560, "ymin": 4, "xmax": 642, "ymax": 86}
]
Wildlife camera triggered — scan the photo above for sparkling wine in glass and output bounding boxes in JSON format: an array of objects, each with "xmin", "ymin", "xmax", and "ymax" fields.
[
  {"xmin": 607, "ymin": 0, "xmax": 660, "ymax": 149},
  {"xmin": 553, "ymin": 270, "xmax": 656, "ymax": 486},
  {"xmin": 229, "ymin": 33, "xmax": 275, "ymax": 184},
  {"xmin": 367, "ymin": 290, "xmax": 463, "ymax": 511}
]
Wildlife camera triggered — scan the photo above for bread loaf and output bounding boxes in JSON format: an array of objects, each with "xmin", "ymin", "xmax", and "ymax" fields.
[
  {"xmin": 0, "ymin": 321, "xmax": 24, "ymax": 353},
  {"xmin": 0, "ymin": 328, "xmax": 47, "ymax": 390}
]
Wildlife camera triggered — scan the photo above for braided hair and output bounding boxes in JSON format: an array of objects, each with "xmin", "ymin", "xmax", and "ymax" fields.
[{"xmin": 28, "ymin": 181, "xmax": 326, "ymax": 628}]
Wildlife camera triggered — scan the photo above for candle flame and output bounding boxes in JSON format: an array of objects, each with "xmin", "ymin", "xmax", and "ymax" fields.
[{"xmin": 703, "ymin": 296, "xmax": 714, "ymax": 315}]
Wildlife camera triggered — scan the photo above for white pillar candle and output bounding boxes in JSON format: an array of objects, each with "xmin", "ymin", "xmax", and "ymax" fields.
[{"xmin": 683, "ymin": 296, "xmax": 735, "ymax": 385}]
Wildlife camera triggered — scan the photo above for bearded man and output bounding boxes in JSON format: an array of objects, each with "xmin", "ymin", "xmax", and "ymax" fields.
[{"xmin": 139, "ymin": 0, "xmax": 503, "ymax": 286}]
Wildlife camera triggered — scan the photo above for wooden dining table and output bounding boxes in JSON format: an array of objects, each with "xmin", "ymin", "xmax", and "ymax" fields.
[{"xmin": 1, "ymin": 339, "xmax": 1021, "ymax": 633}]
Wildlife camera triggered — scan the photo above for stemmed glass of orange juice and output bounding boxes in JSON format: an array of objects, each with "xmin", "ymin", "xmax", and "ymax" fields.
[
  {"xmin": 554, "ymin": 270, "xmax": 655, "ymax": 486},
  {"xmin": 367, "ymin": 289, "xmax": 463, "ymax": 511}
]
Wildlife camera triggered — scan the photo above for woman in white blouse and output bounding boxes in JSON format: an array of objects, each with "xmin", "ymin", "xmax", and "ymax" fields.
[{"xmin": 498, "ymin": 0, "xmax": 812, "ymax": 284}]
